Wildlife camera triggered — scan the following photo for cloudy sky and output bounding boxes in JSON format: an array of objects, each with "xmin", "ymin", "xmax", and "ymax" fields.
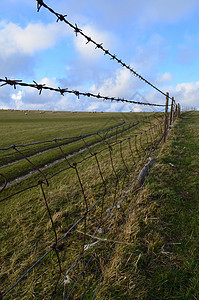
[{"xmin": 0, "ymin": 0, "xmax": 199, "ymax": 112}]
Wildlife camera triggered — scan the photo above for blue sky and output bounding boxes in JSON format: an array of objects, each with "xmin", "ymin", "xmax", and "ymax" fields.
[{"xmin": 0, "ymin": 0, "xmax": 199, "ymax": 111}]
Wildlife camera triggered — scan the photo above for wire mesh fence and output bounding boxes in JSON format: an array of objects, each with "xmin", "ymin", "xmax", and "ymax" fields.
[{"xmin": 0, "ymin": 111, "xmax": 173, "ymax": 299}]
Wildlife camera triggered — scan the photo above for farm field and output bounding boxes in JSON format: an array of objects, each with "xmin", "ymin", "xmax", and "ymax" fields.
[
  {"xmin": 97, "ymin": 111, "xmax": 199, "ymax": 299},
  {"xmin": 0, "ymin": 109, "xmax": 165, "ymax": 299},
  {"xmin": 0, "ymin": 109, "xmax": 136, "ymax": 149}
]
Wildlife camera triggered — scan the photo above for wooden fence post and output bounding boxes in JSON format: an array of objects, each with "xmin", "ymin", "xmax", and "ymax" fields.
[
  {"xmin": 177, "ymin": 104, "xmax": 181, "ymax": 117},
  {"xmin": 169, "ymin": 97, "xmax": 174, "ymax": 125},
  {"xmin": 174, "ymin": 103, "xmax": 177, "ymax": 121},
  {"xmin": 164, "ymin": 92, "xmax": 169, "ymax": 142}
]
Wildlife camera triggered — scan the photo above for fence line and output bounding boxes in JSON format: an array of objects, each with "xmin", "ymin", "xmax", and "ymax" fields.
[
  {"xmin": 0, "ymin": 109, "xmax": 178, "ymax": 299},
  {"xmin": 0, "ymin": 88, "xmax": 179, "ymax": 299}
]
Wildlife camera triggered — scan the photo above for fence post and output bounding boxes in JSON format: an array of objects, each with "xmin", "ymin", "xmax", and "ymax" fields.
[
  {"xmin": 169, "ymin": 97, "xmax": 174, "ymax": 125},
  {"xmin": 164, "ymin": 92, "xmax": 169, "ymax": 142},
  {"xmin": 177, "ymin": 104, "xmax": 181, "ymax": 117},
  {"xmin": 175, "ymin": 104, "xmax": 178, "ymax": 119},
  {"xmin": 173, "ymin": 103, "xmax": 177, "ymax": 121}
]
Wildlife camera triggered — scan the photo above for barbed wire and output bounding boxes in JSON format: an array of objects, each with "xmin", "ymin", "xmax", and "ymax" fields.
[
  {"xmin": 35, "ymin": 0, "xmax": 173, "ymax": 100},
  {"xmin": 0, "ymin": 77, "xmax": 166, "ymax": 109}
]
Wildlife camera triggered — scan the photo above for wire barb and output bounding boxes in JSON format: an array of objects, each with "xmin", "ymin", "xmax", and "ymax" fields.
[
  {"xmin": 36, "ymin": 0, "xmax": 44, "ymax": 12},
  {"xmin": 74, "ymin": 24, "xmax": 82, "ymax": 36},
  {"xmin": 33, "ymin": 80, "xmax": 45, "ymax": 95},
  {"xmin": 56, "ymin": 13, "xmax": 67, "ymax": 22}
]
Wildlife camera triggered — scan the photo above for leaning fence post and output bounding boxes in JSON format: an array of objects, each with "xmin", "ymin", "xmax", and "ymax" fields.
[
  {"xmin": 169, "ymin": 97, "xmax": 174, "ymax": 125},
  {"xmin": 164, "ymin": 92, "xmax": 169, "ymax": 142}
]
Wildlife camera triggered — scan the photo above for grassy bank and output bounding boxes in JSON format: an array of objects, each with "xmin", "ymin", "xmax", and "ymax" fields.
[{"xmin": 97, "ymin": 111, "xmax": 199, "ymax": 299}]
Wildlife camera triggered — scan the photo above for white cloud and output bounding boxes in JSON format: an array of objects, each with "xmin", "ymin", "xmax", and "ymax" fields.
[
  {"xmin": 87, "ymin": 103, "xmax": 100, "ymax": 111},
  {"xmin": 139, "ymin": 0, "xmax": 198, "ymax": 25},
  {"xmin": 0, "ymin": 21, "xmax": 69, "ymax": 57},
  {"xmin": 90, "ymin": 67, "xmax": 143, "ymax": 98},
  {"xmin": 173, "ymin": 81, "xmax": 199, "ymax": 107},
  {"xmin": 11, "ymin": 91, "xmax": 23, "ymax": 109},
  {"xmin": 156, "ymin": 72, "xmax": 173, "ymax": 84},
  {"xmin": 145, "ymin": 81, "xmax": 199, "ymax": 110}
]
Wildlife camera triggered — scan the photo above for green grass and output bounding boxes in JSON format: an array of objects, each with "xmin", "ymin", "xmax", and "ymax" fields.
[
  {"xmin": 0, "ymin": 109, "xmax": 126, "ymax": 165},
  {"xmin": 97, "ymin": 111, "xmax": 199, "ymax": 299},
  {"xmin": 0, "ymin": 109, "xmax": 153, "ymax": 149}
]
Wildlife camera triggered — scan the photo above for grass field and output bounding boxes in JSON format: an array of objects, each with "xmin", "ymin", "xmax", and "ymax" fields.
[
  {"xmin": 97, "ymin": 111, "xmax": 199, "ymax": 299},
  {"xmin": 0, "ymin": 110, "xmax": 162, "ymax": 188},
  {"xmin": 0, "ymin": 109, "xmax": 127, "ymax": 166},
  {"xmin": 0, "ymin": 109, "xmax": 152, "ymax": 149},
  {"xmin": 0, "ymin": 109, "xmax": 165, "ymax": 299}
]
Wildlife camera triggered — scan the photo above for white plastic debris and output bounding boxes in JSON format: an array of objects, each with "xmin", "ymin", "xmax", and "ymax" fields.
[
  {"xmin": 97, "ymin": 228, "xmax": 103, "ymax": 234},
  {"xmin": 84, "ymin": 241, "xmax": 99, "ymax": 251},
  {"xmin": 169, "ymin": 163, "xmax": 175, "ymax": 168},
  {"xmin": 64, "ymin": 275, "xmax": 70, "ymax": 285}
]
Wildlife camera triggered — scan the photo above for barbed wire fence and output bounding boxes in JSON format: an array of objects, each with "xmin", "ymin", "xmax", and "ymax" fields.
[{"xmin": 0, "ymin": 1, "xmax": 183, "ymax": 299}]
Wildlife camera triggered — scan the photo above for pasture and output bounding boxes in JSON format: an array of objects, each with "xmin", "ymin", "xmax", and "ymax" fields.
[{"xmin": 0, "ymin": 109, "xmax": 158, "ymax": 186}]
